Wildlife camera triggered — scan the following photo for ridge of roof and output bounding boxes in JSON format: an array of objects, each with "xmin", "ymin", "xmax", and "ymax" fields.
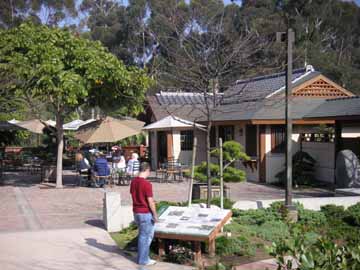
[
  {"xmin": 235, "ymin": 67, "xmax": 306, "ymax": 85},
  {"xmin": 325, "ymin": 96, "xmax": 360, "ymax": 102},
  {"xmin": 265, "ymin": 69, "xmax": 319, "ymax": 98}
]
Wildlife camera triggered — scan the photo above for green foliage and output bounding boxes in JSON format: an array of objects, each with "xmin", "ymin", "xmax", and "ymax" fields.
[
  {"xmin": 345, "ymin": 203, "xmax": 360, "ymax": 227},
  {"xmin": 110, "ymin": 224, "xmax": 138, "ymax": 249},
  {"xmin": 216, "ymin": 236, "xmax": 255, "ymax": 257},
  {"xmin": 0, "ymin": 23, "xmax": 152, "ymax": 116},
  {"xmin": 212, "ymin": 141, "xmax": 250, "ymax": 164},
  {"xmin": 254, "ymin": 221, "xmax": 290, "ymax": 243},
  {"xmin": 320, "ymin": 204, "xmax": 347, "ymax": 220},
  {"xmin": 276, "ymin": 151, "xmax": 317, "ymax": 186},
  {"xmin": 269, "ymin": 233, "xmax": 360, "ymax": 270},
  {"xmin": 193, "ymin": 140, "xmax": 248, "ymax": 184}
]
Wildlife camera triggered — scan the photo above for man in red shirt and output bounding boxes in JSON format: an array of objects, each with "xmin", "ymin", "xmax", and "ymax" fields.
[{"xmin": 130, "ymin": 162, "xmax": 158, "ymax": 265}]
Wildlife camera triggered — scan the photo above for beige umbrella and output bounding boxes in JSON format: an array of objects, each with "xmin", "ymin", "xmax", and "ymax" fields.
[
  {"xmin": 75, "ymin": 116, "xmax": 145, "ymax": 144},
  {"xmin": 15, "ymin": 119, "xmax": 47, "ymax": 134}
]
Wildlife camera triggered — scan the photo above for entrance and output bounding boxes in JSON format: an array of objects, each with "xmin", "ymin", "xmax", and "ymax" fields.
[{"xmin": 158, "ymin": 131, "xmax": 167, "ymax": 164}]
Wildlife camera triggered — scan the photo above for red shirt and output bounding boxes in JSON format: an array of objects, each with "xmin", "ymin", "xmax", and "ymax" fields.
[{"xmin": 130, "ymin": 177, "xmax": 153, "ymax": 213}]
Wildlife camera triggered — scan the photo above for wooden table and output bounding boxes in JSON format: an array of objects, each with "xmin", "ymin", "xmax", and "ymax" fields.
[{"xmin": 154, "ymin": 209, "xmax": 232, "ymax": 265}]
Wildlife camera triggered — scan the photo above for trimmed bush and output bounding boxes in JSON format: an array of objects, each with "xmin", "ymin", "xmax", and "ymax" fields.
[{"xmin": 346, "ymin": 202, "xmax": 360, "ymax": 226}]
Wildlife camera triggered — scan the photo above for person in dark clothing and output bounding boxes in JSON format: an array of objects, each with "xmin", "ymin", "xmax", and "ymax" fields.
[{"xmin": 93, "ymin": 152, "xmax": 110, "ymax": 187}]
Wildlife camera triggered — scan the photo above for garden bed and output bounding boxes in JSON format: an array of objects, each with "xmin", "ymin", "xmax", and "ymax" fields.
[{"xmin": 111, "ymin": 200, "xmax": 360, "ymax": 269}]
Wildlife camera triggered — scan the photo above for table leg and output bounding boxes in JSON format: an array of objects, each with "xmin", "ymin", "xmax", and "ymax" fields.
[
  {"xmin": 209, "ymin": 239, "xmax": 216, "ymax": 257},
  {"xmin": 193, "ymin": 241, "xmax": 202, "ymax": 265},
  {"xmin": 158, "ymin": 239, "xmax": 166, "ymax": 256}
]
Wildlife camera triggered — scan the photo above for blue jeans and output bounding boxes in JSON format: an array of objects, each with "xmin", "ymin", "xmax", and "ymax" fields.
[{"xmin": 134, "ymin": 213, "xmax": 155, "ymax": 265}]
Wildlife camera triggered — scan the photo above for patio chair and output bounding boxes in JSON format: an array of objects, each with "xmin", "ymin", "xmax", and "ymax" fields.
[{"xmin": 164, "ymin": 159, "xmax": 183, "ymax": 183}]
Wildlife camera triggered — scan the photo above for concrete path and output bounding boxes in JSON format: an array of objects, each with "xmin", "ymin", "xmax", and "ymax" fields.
[{"xmin": 0, "ymin": 227, "xmax": 194, "ymax": 270}]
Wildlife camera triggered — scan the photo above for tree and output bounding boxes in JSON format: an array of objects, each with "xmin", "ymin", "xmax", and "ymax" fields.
[
  {"xmin": 146, "ymin": 0, "xmax": 268, "ymax": 207},
  {"xmin": 193, "ymin": 140, "xmax": 250, "ymax": 184},
  {"xmin": 0, "ymin": 23, "xmax": 152, "ymax": 187},
  {"xmin": 0, "ymin": 0, "xmax": 77, "ymax": 29}
]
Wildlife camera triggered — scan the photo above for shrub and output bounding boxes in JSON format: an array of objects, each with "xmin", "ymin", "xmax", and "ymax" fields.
[
  {"xmin": 275, "ymin": 151, "xmax": 316, "ymax": 186},
  {"xmin": 254, "ymin": 220, "xmax": 290, "ymax": 242},
  {"xmin": 269, "ymin": 234, "xmax": 360, "ymax": 270},
  {"xmin": 216, "ymin": 236, "xmax": 255, "ymax": 256},
  {"xmin": 298, "ymin": 208, "xmax": 327, "ymax": 228},
  {"xmin": 345, "ymin": 202, "xmax": 360, "ymax": 226},
  {"xmin": 320, "ymin": 204, "xmax": 347, "ymax": 220}
]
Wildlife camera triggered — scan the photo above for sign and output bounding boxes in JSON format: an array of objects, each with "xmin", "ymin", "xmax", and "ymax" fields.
[{"xmin": 155, "ymin": 206, "xmax": 231, "ymax": 237}]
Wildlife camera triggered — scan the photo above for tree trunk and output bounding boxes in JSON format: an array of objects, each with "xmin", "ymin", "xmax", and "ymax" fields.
[
  {"xmin": 206, "ymin": 122, "xmax": 212, "ymax": 208},
  {"xmin": 56, "ymin": 114, "xmax": 64, "ymax": 188}
]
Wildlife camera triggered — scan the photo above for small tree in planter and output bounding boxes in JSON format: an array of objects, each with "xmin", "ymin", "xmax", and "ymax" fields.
[{"xmin": 193, "ymin": 140, "xmax": 249, "ymax": 184}]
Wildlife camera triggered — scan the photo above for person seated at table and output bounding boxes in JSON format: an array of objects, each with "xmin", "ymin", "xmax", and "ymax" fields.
[
  {"xmin": 75, "ymin": 152, "xmax": 91, "ymax": 181},
  {"xmin": 126, "ymin": 152, "xmax": 140, "ymax": 177},
  {"xmin": 112, "ymin": 150, "xmax": 126, "ymax": 173},
  {"xmin": 93, "ymin": 152, "xmax": 110, "ymax": 187}
]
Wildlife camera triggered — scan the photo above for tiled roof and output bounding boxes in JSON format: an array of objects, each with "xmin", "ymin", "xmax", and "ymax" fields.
[
  {"xmin": 156, "ymin": 91, "xmax": 223, "ymax": 105},
  {"xmin": 222, "ymin": 67, "xmax": 320, "ymax": 104},
  {"xmin": 212, "ymin": 98, "xmax": 326, "ymax": 121},
  {"xmin": 305, "ymin": 96, "xmax": 360, "ymax": 118}
]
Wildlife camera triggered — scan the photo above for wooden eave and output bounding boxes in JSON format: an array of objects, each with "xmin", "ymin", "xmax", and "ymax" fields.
[
  {"xmin": 251, "ymin": 119, "xmax": 335, "ymax": 125},
  {"xmin": 291, "ymin": 74, "xmax": 355, "ymax": 98}
]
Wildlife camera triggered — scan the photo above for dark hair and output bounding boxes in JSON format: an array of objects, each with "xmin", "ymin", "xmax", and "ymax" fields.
[{"xmin": 140, "ymin": 162, "xmax": 150, "ymax": 172}]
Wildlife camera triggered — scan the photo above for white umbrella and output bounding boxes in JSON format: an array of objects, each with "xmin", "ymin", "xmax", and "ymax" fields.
[{"xmin": 142, "ymin": 115, "xmax": 205, "ymax": 131}]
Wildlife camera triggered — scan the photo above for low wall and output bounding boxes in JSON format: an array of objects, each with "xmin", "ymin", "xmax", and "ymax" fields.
[{"xmin": 233, "ymin": 196, "xmax": 360, "ymax": 211}]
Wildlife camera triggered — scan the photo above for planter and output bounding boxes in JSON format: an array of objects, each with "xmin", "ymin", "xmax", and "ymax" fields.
[{"xmin": 192, "ymin": 183, "xmax": 229, "ymax": 200}]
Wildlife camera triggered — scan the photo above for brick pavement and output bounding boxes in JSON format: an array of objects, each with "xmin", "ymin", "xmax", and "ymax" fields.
[{"xmin": 0, "ymin": 170, "xmax": 333, "ymax": 232}]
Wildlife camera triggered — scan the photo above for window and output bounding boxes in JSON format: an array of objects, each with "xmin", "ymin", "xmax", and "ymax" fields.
[
  {"xmin": 180, "ymin": 130, "xmax": 193, "ymax": 151},
  {"xmin": 271, "ymin": 126, "xmax": 286, "ymax": 153},
  {"xmin": 246, "ymin": 125, "xmax": 257, "ymax": 156},
  {"xmin": 218, "ymin": 125, "xmax": 234, "ymax": 142}
]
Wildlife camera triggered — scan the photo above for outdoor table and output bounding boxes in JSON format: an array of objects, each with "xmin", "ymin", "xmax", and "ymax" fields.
[{"xmin": 154, "ymin": 206, "xmax": 232, "ymax": 265}]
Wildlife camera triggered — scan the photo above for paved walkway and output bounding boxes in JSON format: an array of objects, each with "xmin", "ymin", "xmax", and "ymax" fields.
[
  {"xmin": 0, "ymin": 170, "xmax": 334, "ymax": 232},
  {"xmin": 0, "ymin": 227, "xmax": 194, "ymax": 270}
]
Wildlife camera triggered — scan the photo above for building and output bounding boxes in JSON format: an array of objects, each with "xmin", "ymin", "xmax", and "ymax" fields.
[{"xmin": 147, "ymin": 65, "xmax": 360, "ymax": 184}]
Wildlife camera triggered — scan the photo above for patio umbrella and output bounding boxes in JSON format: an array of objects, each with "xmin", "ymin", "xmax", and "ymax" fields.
[
  {"xmin": 142, "ymin": 115, "xmax": 205, "ymax": 131},
  {"xmin": 15, "ymin": 119, "xmax": 47, "ymax": 134},
  {"xmin": 75, "ymin": 116, "xmax": 145, "ymax": 144}
]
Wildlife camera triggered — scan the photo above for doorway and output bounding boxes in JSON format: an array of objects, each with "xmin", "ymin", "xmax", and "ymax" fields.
[{"xmin": 158, "ymin": 131, "xmax": 167, "ymax": 164}]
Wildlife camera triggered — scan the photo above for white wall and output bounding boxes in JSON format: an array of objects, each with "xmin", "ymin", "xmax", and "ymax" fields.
[
  {"xmin": 342, "ymin": 123, "xmax": 360, "ymax": 138},
  {"xmin": 302, "ymin": 142, "xmax": 335, "ymax": 183},
  {"xmin": 264, "ymin": 125, "xmax": 335, "ymax": 184},
  {"xmin": 172, "ymin": 130, "xmax": 181, "ymax": 160},
  {"xmin": 265, "ymin": 126, "xmax": 301, "ymax": 184},
  {"xmin": 171, "ymin": 129, "xmax": 207, "ymax": 166}
]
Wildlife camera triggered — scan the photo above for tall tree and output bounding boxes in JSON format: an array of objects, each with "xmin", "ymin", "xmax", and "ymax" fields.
[
  {"xmin": 0, "ymin": 23, "xmax": 152, "ymax": 187},
  {"xmin": 147, "ymin": 0, "xmax": 268, "ymax": 206},
  {"xmin": 0, "ymin": 0, "xmax": 77, "ymax": 29}
]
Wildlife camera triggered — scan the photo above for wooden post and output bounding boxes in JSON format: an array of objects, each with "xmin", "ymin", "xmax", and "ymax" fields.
[
  {"xmin": 193, "ymin": 241, "xmax": 202, "ymax": 265},
  {"xmin": 158, "ymin": 239, "xmax": 166, "ymax": 256},
  {"xmin": 219, "ymin": 138, "xmax": 224, "ymax": 209},
  {"xmin": 209, "ymin": 238, "xmax": 216, "ymax": 257},
  {"xmin": 188, "ymin": 137, "xmax": 197, "ymax": 207}
]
